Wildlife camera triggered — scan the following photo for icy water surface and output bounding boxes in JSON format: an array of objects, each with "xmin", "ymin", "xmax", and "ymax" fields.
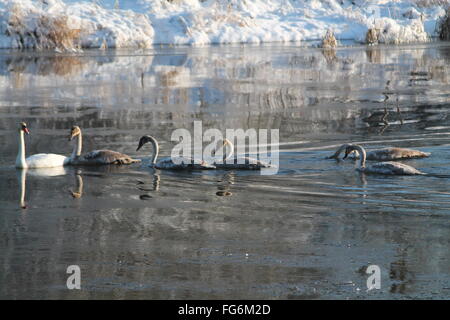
[{"xmin": 1, "ymin": 43, "xmax": 450, "ymax": 299}]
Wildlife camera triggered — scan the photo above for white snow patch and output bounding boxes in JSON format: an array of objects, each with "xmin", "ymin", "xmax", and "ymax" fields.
[{"xmin": 0, "ymin": 0, "xmax": 448, "ymax": 49}]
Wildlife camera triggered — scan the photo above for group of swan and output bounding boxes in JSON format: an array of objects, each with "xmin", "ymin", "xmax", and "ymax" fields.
[
  {"xmin": 15, "ymin": 122, "xmax": 273, "ymax": 171},
  {"xmin": 16, "ymin": 123, "xmax": 140, "ymax": 168},
  {"xmin": 135, "ymin": 135, "xmax": 273, "ymax": 170},
  {"xmin": 16, "ymin": 122, "xmax": 431, "ymax": 176},
  {"xmin": 328, "ymin": 143, "xmax": 429, "ymax": 175}
]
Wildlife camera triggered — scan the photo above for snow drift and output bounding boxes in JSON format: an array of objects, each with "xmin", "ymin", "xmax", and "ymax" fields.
[{"xmin": 0, "ymin": 0, "xmax": 448, "ymax": 50}]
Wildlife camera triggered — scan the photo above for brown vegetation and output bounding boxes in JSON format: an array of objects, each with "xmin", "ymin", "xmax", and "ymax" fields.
[
  {"xmin": 414, "ymin": 0, "xmax": 449, "ymax": 8},
  {"xmin": 6, "ymin": 4, "xmax": 82, "ymax": 51},
  {"xmin": 321, "ymin": 29, "xmax": 337, "ymax": 48},
  {"xmin": 365, "ymin": 28, "xmax": 380, "ymax": 45},
  {"xmin": 437, "ymin": 8, "xmax": 450, "ymax": 40}
]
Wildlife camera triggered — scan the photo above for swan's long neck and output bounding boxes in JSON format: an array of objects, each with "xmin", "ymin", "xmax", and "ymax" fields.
[
  {"xmin": 71, "ymin": 133, "xmax": 82, "ymax": 159},
  {"xmin": 16, "ymin": 130, "xmax": 27, "ymax": 168},
  {"xmin": 224, "ymin": 140, "xmax": 234, "ymax": 162},
  {"xmin": 353, "ymin": 145, "xmax": 366, "ymax": 169},
  {"xmin": 213, "ymin": 140, "xmax": 234, "ymax": 162},
  {"xmin": 331, "ymin": 144, "xmax": 347, "ymax": 159},
  {"xmin": 150, "ymin": 137, "xmax": 159, "ymax": 165}
]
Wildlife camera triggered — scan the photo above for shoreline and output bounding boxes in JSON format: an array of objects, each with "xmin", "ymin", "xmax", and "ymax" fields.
[{"xmin": 0, "ymin": 0, "xmax": 448, "ymax": 50}]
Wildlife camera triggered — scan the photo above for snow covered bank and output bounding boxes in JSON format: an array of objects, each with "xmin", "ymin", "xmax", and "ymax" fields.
[{"xmin": 0, "ymin": 0, "xmax": 448, "ymax": 50}]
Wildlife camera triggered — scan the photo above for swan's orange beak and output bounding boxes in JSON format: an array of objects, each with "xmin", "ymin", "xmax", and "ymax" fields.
[{"xmin": 23, "ymin": 127, "xmax": 30, "ymax": 135}]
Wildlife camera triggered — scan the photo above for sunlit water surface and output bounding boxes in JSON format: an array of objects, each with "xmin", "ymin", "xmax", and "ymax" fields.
[{"xmin": 1, "ymin": 43, "xmax": 450, "ymax": 299}]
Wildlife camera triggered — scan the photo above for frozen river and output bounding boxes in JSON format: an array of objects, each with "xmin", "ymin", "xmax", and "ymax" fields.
[{"xmin": 0, "ymin": 43, "xmax": 450, "ymax": 299}]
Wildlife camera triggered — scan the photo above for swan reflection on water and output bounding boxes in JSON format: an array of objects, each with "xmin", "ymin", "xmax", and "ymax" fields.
[
  {"xmin": 16, "ymin": 167, "xmax": 83, "ymax": 209},
  {"xmin": 69, "ymin": 171, "xmax": 83, "ymax": 199},
  {"xmin": 215, "ymin": 172, "xmax": 235, "ymax": 197},
  {"xmin": 135, "ymin": 170, "xmax": 236, "ymax": 200},
  {"xmin": 137, "ymin": 173, "xmax": 161, "ymax": 200},
  {"xmin": 16, "ymin": 166, "xmax": 67, "ymax": 209}
]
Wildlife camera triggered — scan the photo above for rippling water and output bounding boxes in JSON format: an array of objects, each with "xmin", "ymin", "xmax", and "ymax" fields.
[{"xmin": 1, "ymin": 43, "xmax": 450, "ymax": 299}]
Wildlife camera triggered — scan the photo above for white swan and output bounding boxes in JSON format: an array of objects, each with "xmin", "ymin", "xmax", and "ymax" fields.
[
  {"xmin": 211, "ymin": 138, "xmax": 274, "ymax": 170},
  {"xmin": 68, "ymin": 126, "xmax": 141, "ymax": 165},
  {"xmin": 328, "ymin": 143, "xmax": 430, "ymax": 161},
  {"xmin": 343, "ymin": 144, "xmax": 424, "ymax": 175},
  {"xmin": 15, "ymin": 122, "xmax": 70, "ymax": 168},
  {"xmin": 136, "ymin": 135, "xmax": 215, "ymax": 170}
]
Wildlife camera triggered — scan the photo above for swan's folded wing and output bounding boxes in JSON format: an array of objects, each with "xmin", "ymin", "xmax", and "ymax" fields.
[
  {"xmin": 26, "ymin": 153, "xmax": 69, "ymax": 168},
  {"xmin": 215, "ymin": 157, "xmax": 274, "ymax": 169},
  {"xmin": 388, "ymin": 147, "xmax": 430, "ymax": 159},
  {"xmin": 82, "ymin": 150, "xmax": 140, "ymax": 164},
  {"xmin": 371, "ymin": 161, "xmax": 422, "ymax": 175},
  {"xmin": 368, "ymin": 148, "xmax": 431, "ymax": 160},
  {"xmin": 155, "ymin": 157, "xmax": 215, "ymax": 169}
]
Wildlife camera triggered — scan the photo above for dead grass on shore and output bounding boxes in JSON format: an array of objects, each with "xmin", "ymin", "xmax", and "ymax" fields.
[
  {"xmin": 437, "ymin": 8, "xmax": 450, "ymax": 40},
  {"xmin": 6, "ymin": 4, "xmax": 82, "ymax": 51}
]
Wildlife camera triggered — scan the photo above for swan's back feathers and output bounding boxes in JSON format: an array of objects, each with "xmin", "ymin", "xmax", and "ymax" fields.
[
  {"xmin": 72, "ymin": 150, "xmax": 141, "ymax": 165},
  {"xmin": 367, "ymin": 148, "xmax": 430, "ymax": 161},
  {"xmin": 214, "ymin": 157, "xmax": 274, "ymax": 170},
  {"xmin": 330, "ymin": 144, "xmax": 431, "ymax": 161},
  {"xmin": 363, "ymin": 161, "xmax": 424, "ymax": 175},
  {"xmin": 155, "ymin": 157, "xmax": 215, "ymax": 170},
  {"xmin": 25, "ymin": 153, "xmax": 69, "ymax": 168}
]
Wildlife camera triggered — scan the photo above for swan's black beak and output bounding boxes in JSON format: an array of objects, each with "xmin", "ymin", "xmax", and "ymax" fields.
[
  {"xmin": 212, "ymin": 140, "xmax": 226, "ymax": 156},
  {"xmin": 68, "ymin": 129, "xmax": 77, "ymax": 141},
  {"xmin": 136, "ymin": 139, "xmax": 145, "ymax": 152}
]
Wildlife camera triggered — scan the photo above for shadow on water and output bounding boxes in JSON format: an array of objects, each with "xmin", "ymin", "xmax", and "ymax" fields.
[{"xmin": 0, "ymin": 43, "xmax": 450, "ymax": 299}]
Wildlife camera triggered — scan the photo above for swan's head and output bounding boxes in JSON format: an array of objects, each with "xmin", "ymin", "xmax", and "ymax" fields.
[
  {"xmin": 212, "ymin": 138, "xmax": 233, "ymax": 156},
  {"xmin": 19, "ymin": 122, "xmax": 29, "ymax": 135},
  {"xmin": 343, "ymin": 145, "xmax": 358, "ymax": 160},
  {"xmin": 69, "ymin": 126, "xmax": 81, "ymax": 141},
  {"xmin": 222, "ymin": 138, "xmax": 232, "ymax": 147},
  {"xmin": 326, "ymin": 143, "xmax": 351, "ymax": 159},
  {"xmin": 136, "ymin": 135, "xmax": 157, "ymax": 151}
]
